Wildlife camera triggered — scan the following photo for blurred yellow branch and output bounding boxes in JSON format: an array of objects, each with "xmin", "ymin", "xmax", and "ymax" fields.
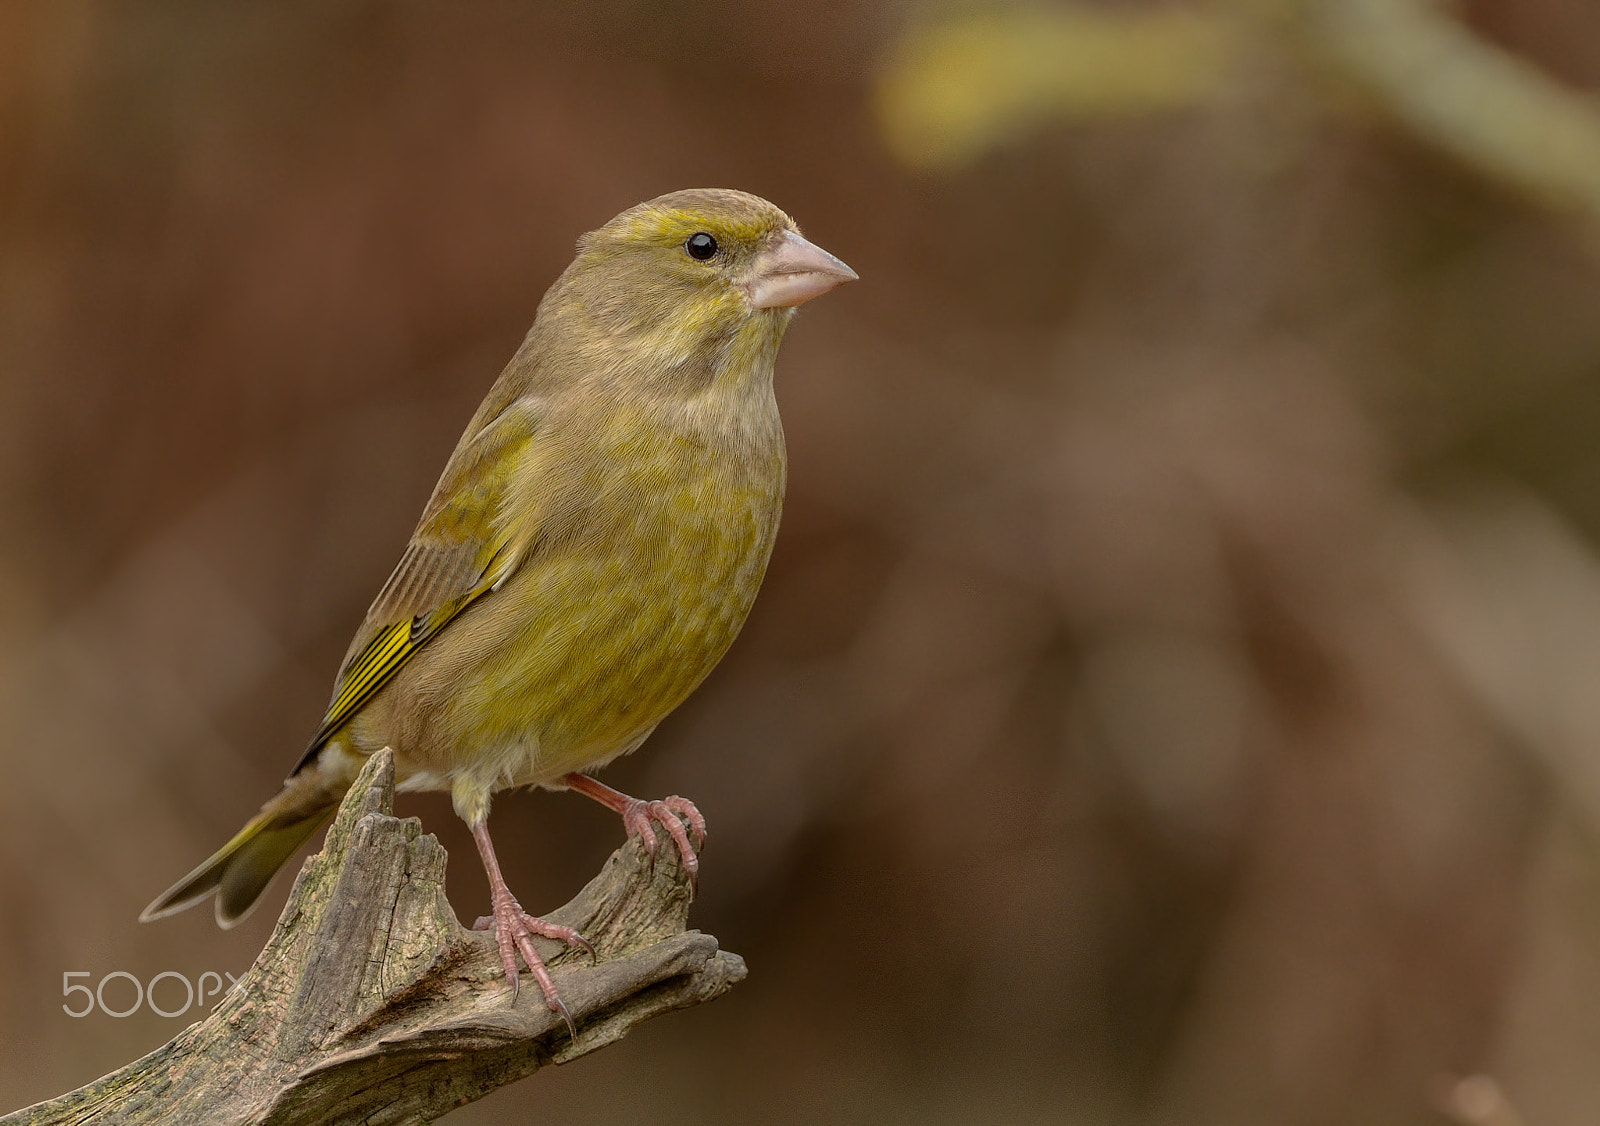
[
  {"xmin": 878, "ymin": 0, "xmax": 1600, "ymax": 244},
  {"xmin": 876, "ymin": 6, "xmax": 1239, "ymax": 169}
]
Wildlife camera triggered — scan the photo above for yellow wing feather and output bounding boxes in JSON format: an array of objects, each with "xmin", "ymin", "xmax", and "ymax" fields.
[{"xmin": 292, "ymin": 399, "xmax": 539, "ymax": 773}]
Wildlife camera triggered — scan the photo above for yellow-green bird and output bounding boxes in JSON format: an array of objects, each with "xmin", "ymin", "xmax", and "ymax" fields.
[{"xmin": 141, "ymin": 188, "xmax": 856, "ymax": 1027}]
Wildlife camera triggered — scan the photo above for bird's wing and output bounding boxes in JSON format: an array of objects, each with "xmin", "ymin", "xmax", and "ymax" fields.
[{"xmin": 292, "ymin": 398, "xmax": 541, "ymax": 773}]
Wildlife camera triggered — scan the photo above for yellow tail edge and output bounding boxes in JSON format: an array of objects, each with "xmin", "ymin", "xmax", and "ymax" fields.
[{"xmin": 140, "ymin": 804, "xmax": 334, "ymax": 929}]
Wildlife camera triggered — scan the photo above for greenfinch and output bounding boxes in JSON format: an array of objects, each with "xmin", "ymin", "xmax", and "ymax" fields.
[{"xmin": 141, "ymin": 188, "xmax": 857, "ymax": 1027}]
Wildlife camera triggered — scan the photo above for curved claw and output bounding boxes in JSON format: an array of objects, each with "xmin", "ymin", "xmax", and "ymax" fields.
[{"xmin": 551, "ymin": 994, "xmax": 577, "ymax": 1041}]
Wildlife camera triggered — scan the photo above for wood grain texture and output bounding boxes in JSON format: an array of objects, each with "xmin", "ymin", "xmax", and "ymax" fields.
[{"xmin": 5, "ymin": 749, "xmax": 745, "ymax": 1126}]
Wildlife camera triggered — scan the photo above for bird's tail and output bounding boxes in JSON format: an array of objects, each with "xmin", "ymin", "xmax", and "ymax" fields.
[{"xmin": 140, "ymin": 771, "xmax": 343, "ymax": 928}]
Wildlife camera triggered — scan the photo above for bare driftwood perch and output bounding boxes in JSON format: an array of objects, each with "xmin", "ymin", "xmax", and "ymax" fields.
[{"xmin": 4, "ymin": 750, "xmax": 745, "ymax": 1125}]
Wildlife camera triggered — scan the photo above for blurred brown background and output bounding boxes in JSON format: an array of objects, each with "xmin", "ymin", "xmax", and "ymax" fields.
[{"xmin": 6, "ymin": 1, "xmax": 1600, "ymax": 1123}]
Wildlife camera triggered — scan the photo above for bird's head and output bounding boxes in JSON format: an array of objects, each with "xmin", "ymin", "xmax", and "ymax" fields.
[{"xmin": 553, "ymin": 189, "xmax": 857, "ymax": 387}]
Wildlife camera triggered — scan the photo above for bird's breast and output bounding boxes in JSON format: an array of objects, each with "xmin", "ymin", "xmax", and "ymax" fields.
[{"xmin": 381, "ymin": 392, "xmax": 787, "ymax": 784}]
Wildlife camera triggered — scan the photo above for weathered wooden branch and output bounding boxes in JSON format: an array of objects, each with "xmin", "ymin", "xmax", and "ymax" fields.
[{"xmin": 4, "ymin": 750, "xmax": 746, "ymax": 1125}]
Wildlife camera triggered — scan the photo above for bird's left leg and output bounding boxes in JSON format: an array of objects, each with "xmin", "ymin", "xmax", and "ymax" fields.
[
  {"xmin": 561, "ymin": 773, "xmax": 706, "ymax": 892},
  {"xmin": 466, "ymin": 817, "xmax": 593, "ymax": 1037}
]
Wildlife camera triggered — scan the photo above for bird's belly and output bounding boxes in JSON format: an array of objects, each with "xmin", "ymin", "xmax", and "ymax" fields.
[{"xmin": 354, "ymin": 470, "xmax": 780, "ymax": 790}]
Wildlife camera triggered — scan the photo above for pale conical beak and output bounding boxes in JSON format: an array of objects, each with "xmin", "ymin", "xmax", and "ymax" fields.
[{"xmin": 744, "ymin": 230, "xmax": 859, "ymax": 309}]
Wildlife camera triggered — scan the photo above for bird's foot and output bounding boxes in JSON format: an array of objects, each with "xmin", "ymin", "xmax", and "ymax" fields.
[
  {"xmin": 561, "ymin": 774, "xmax": 708, "ymax": 895},
  {"xmin": 620, "ymin": 795, "xmax": 706, "ymax": 893},
  {"xmin": 472, "ymin": 892, "xmax": 594, "ymax": 1038}
]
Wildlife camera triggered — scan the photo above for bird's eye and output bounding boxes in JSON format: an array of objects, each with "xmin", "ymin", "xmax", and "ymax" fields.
[{"xmin": 685, "ymin": 232, "xmax": 719, "ymax": 261}]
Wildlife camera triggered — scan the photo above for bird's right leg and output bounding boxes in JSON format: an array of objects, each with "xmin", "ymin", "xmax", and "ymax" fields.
[
  {"xmin": 560, "ymin": 773, "xmax": 706, "ymax": 892},
  {"xmin": 466, "ymin": 817, "xmax": 593, "ymax": 1037}
]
